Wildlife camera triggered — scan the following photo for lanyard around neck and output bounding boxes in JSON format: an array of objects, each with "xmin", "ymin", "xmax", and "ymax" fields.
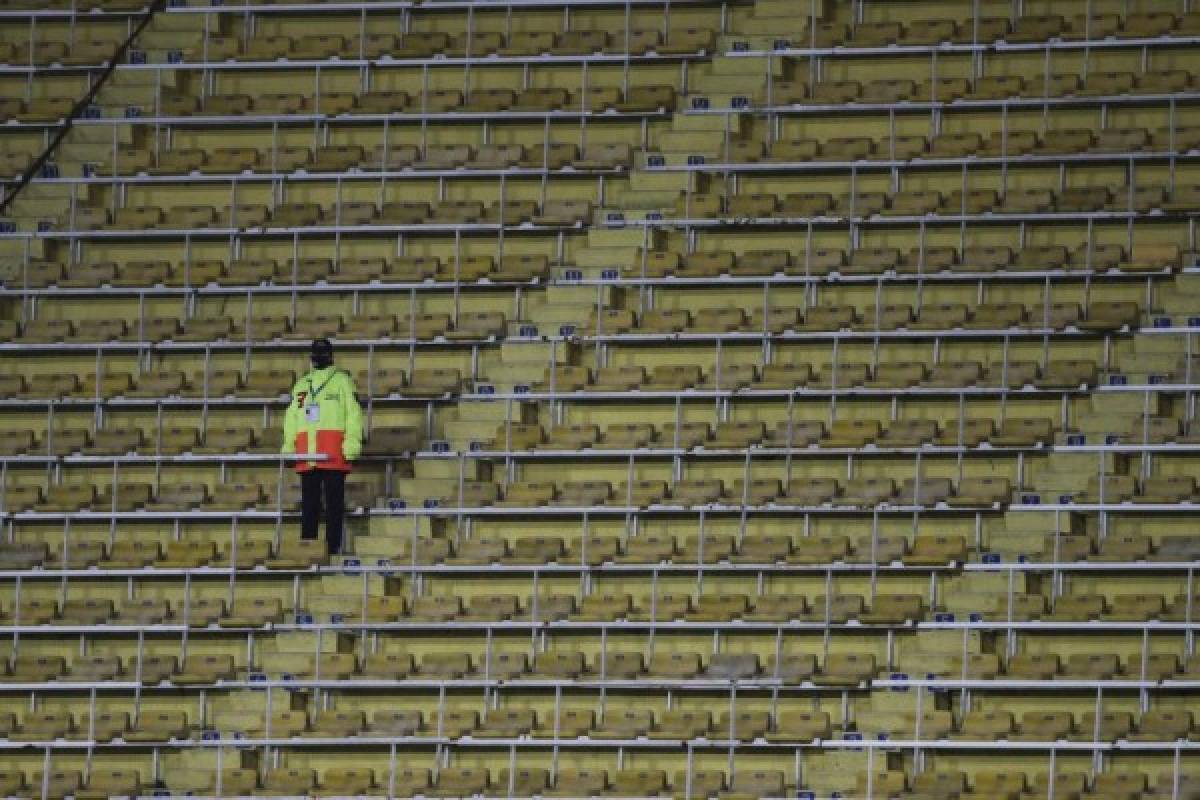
[{"xmin": 307, "ymin": 369, "xmax": 337, "ymax": 402}]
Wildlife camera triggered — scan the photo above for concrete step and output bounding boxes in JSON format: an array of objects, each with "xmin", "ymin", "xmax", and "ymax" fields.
[
  {"xmin": 365, "ymin": 516, "xmax": 434, "ymax": 539},
  {"xmin": 11, "ymin": 197, "xmax": 71, "ymax": 218},
  {"xmin": 732, "ymin": 15, "xmax": 812, "ymax": 36},
  {"xmin": 354, "ymin": 536, "xmax": 401, "ymax": 558},
  {"xmin": 942, "ymin": 571, "xmax": 1016, "ymax": 595},
  {"xmin": 544, "ymin": 283, "xmax": 609, "ymax": 304},
  {"xmin": 453, "ymin": 399, "xmax": 537, "ymax": 423},
  {"xmin": 500, "ymin": 339, "xmax": 568, "ymax": 363},
  {"xmin": 1175, "ymin": 272, "xmax": 1200, "ymax": 291},
  {"xmin": 267, "ymin": 631, "xmax": 352, "ymax": 654},
  {"xmin": 1159, "ymin": 290, "xmax": 1200, "ymax": 314},
  {"xmin": 444, "ymin": 418, "xmax": 503, "ymax": 444},
  {"xmin": 411, "ymin": 459, "xmax": 486, "ymax": 480},
  {"xmin": 108, "ymin": 67, "xmax": 182, "ymax": 89},
  {"xmin": 691, "ymin": 73, "xmax": 768, "ymax": 94},
  {"xmin": 628, "ymin": 168, "xmax": 693, "ymax": 191},
  {"xmin": 527, "ymin": 303, "xmax": 594, "ymax": 328},
  {"xmin": 1120, "ymin": 351, "xmax": 1179, "ymax": 373},
  {"xmin": 98, "ymin": 87, "xmax": 160, "ymax": 106},
  {"xmin": 59, "ymin": 141, "xmax": 139, "ymax": 164},
  {"xmin": 1088, "ymin": 390, "xmax": 1160, "ymax": 415},
  {"xmin": 485, "ymin": 361, "xmax": 549, "ymax": 386},
  {"xmin": 316, "ymin": 574, "xmax": 391, "ymax": 595},
  {"xmin": 985, "ymin": 530, "xmax": 1049, "ymax": 560},
  {"xmin": 658, "ymin": 129, "xmax": 728, "ymax": 154},
  {"xmin": 66, "ymin": 124, "xmax": 137, "ymax": 146},
  {"xmin": 1130, "ymin": 332, "xmax": 1183, "ymax": 353},
  {"xmin": 586, "ymin": 226, "xmax": 654, "ymax": 248},
  {"xmin": 146, "ymin": 11, "xmax": 212, "ymax": 31},
  {"xmin": 668, "ymin": 110, "xmax": 739, "ymax": 131},
  {"xmin": 705, "ymin": 54, "xmax": 782, "ymax": 77},
  {"xmin": 572, "ymin": 245, "xmax": 643, "ymax": 268},
  {"xmin": 1073, "ymin": 412, "xmax": 1139, "ymax": 435},
  {"xmin": 607, "ymin": 188, "xmax": 677, "ymax": 210},
  {"xmin": 1002, "ymin": 510, "xmax": 1076, "ymax": 534},
  {"xmin": 752, "ymin": 0, "xmax": 824, "ymax": 18},
  {"xmin": 139, "ymin": 30, "xmax": 203, "ymax": 50}
]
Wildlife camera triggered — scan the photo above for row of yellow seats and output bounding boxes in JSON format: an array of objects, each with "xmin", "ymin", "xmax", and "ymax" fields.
[
  {"xmin": 253, "ymin": 528, "xmax": 1200, "ymax": 567},
  {"xmin": 0, "ymin": 473, "xmax": 1003, "ymax": 514},
  {"xmin": 3, "ymin": 478, "xmax": 312, "ymax": 513},
  {"xmin": 55, "ymin": 197, "xmax": 593, "ymax": 232},
  {"xmin": 0, "ymin": 764, "xmax": 1189, "ymax": 800},
  {"xmin": 726, "ymin": 126, "xmax": 1200, "ymax": 164},
  {"xmin": 385, "ymin": 471, "xmax": 1022, "ymax": 509},
  {"xmin": 476, "ymin": 415, "xmax": 1198, "ymax": 450},
  {"xmin": 0, "ymin": 424, "xmax": 285, "ymax": 456},
  {"xmin": 378, "ymin": 471, "xmax": 1200, "ymax": 510},
  {"xmin": 0, "ymin": 356, "xmax": 1134, "ymax": 414},
  {"xmin": 0, "ymin": 37, "xmax": 125, "ymax": 67},
  {"xmin": 538, "ymin": 358, "xmax": 1110, "ymax": 392},
  {"xmin": 671, "ymin": 185, "xmax": 1200, "ymax": 220},
  {"xmin": 9, "ymin": 246, "xmax": 1172, "ymax": 293},
  {"xmin": 8, "ymin": 642, "xmax": 1198, "ymax": 689},
  {"xmin": 4, "ymin": 702, "xmax": 1198, "ymax": 748},
  {"xmin": 0, "ymin": 364, "xmax": 445, "ymax": 401},
  {"xmin": 624, "ymin": 243, "xmax": 1180, "ymax": 277},
  {"xmin": 93, "ymin": 140, "xmax": 630, "ymax": 175},
  {"xmin": 772, "ymin": 12, "xmax": 1200, "ymax": 47},
  {"xmin": 489, "ymin": 416, "xmax": 1062, "ymax": 451},
  {"xmin": 13, "ymin": 252, "xmax": 554, "ymax": 288},
  {"xmin": 0, "ymin": 94, "xmax": 81, "ymax": 123},
  {"xmin": 0, "ymin": 305, "xmax": 1132, "ymax": 351},
  {"xmin": 0, "ymin": 535, "xmax": 324, "ymax": 570},
  {"xmin": 151, "ymin": 84, "xmax": 675, "ymax": 117},
  {"xmin": 749, "ymin": 69, "xmax": 1193, "ymax": 108},
  {"xmin": 183, "ymin": 28, "xmax": 714, "ymax": 61},
  {"xmin": 426, "ymin": 474, "xmax": 1197, "ymax": 509},
  {"xmin": 3, "ymin": 527, "xmax": 1197, "ymax": 571},
  {"xmin": 589, "ymin": 301, "xmax": 1139, "ymax": 334},
  {"xmin": 0, "ymin": 149, "xmax": 35, "ymax": 179}
]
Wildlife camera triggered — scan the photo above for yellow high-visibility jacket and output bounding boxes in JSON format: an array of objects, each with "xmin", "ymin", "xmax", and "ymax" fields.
[{"xmin": 281, "ymin": 366, "xmax": 363, "ymax": 472}]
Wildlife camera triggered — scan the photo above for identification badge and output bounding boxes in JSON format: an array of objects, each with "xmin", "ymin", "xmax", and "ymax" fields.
[{"xmin": 305, "ymin": 403, "xmax": 321, "ymax": 423}]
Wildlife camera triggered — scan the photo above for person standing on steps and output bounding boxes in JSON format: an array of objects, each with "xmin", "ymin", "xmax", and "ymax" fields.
[{"xmin": 282, "ymin": 338, "xmax": 363, "ymax": 555}]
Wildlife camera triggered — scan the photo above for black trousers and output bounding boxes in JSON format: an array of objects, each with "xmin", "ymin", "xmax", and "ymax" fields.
[{"xmin": 300, "ymin": 469, "xmax": 345, "ymax": 555}]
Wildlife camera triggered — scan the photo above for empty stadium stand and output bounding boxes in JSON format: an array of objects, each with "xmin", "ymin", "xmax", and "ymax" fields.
[{"xmin": 1, "ymin": 0, "xmax": 1199, "ymax": 796}]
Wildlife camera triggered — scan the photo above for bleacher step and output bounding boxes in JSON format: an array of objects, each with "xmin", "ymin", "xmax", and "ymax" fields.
[
  {"xmin": 1088, "ymin": 391, "xmax": 1161, "ymax": 415},
  {"xmin": 453, "ymin": 399, "xmax": 538, "ymax": 422},
  {"xmin": 745, "ymin": 0, "xmax": 823, "ymax": 20},
  {"xmin": 364, "ymin": 516, "xmax": 434, "ymax": 539},
  {"xmin": 658, "ymin": 130, "xmax": 728, "ymax": 153},
  {"xmin": 266, "ymin": 631, "xmax": 353, "ymax": 654},
  {"xmin": 316, "ymin": 574, "xmax": 392, "ymax": 595},
  {"xmin": 628, "ymin": 169, "xmax": 695, "ymax": 191},
  {"xmin": 499, "ymin": 339, "xmax": 570, "ymax": 363},
  {"xmin": 585, "ymin": 227, "xmax": 655, "ymax": 248},
  {"xmin": 666, "ymin": 112, "xmax": 738, "ymax": 133},
  {"xmin": 1157, "ymin": 289, "xmax": 1200, "ymax": 314},
  {"xmin": 607, "ymin": 189, "xmax": 678, "ymax": 211},
  {"xmin": 1002, "ymin": 510, "xmax": 1077, "ymax": 534},
  {"xmin": 690, "ymin": 74, "xmax": 769, "ymax": 94},
  {"xmin": 731, "ymin": 16, "xmax": 813, "ymax": 36},
  {"xmin": 411, "ymin": 459, "xmax": 487, "ymax": 480},
  {"xmin": 485, "ymin": 361, "xmax": 551, "ymax": 386},
  {"xmin": 572, "ymin": 244, "xmax": 643, "ymax": 268},
  {"xmin": 703, "ymin": 55, "xmax": 783, "ymax": 77}
]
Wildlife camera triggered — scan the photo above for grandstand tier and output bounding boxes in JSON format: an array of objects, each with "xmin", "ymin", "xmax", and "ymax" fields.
[{"xmin": 1, "ymin": 0, "xmax": 1199, "ymax": 796}]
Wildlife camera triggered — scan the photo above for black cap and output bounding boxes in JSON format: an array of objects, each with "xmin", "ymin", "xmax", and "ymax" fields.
[{"xmin": 311, "ymin": 338, "xmax": 334, "ymax": 367}]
